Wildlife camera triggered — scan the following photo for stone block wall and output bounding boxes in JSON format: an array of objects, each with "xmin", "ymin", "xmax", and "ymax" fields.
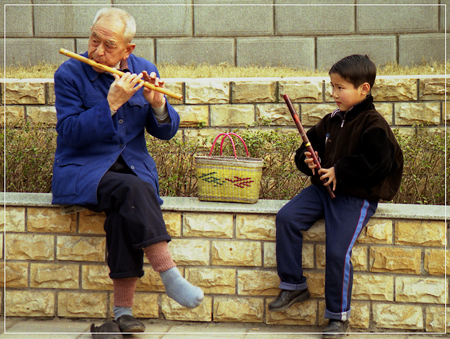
[
  {"xmin": 0, "ymin": 1, "xmax": 447, "ymax": 68},
  {"xmin": 1, "ymin": 75, "xmax": 448, "ymax": 141},
  {"xmin": 0, "ymin": 194, "xmax": 448, "ymax": 333},
  {"xmin": 0, "ymin": 74, "xmax": 448, "ymax": 333}
]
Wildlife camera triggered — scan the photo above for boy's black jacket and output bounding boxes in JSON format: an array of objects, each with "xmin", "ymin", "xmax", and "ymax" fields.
[{"xmin": 295, "ymin": 94, "xmax": 403, "ymax": 201}]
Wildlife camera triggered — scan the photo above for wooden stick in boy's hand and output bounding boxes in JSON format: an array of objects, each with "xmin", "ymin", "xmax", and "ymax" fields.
[{"xmin": 283, "ymin": 94, "xmax": 336, "ymax": 199}]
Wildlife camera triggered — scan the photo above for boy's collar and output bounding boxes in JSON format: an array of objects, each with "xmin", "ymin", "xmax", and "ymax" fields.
[{"xmin": 331, "ymin": 94, "xmax": 373, "ymax": 117}]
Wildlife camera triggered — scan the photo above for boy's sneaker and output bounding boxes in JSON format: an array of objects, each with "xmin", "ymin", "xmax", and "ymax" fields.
[{"xmin": 322, "ymin": 319, "xmax": 350, "ymax": 338}]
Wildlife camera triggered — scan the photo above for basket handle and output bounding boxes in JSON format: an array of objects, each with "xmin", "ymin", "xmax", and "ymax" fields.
[
  {"xmin": 220, "ymin": 133, "xmax": 249, "ymax": 156},
  {"xmin": 209, "ymin": 132, "xmax": 249, "ymax": 158},
  {"xmin": 209, "ymin": 133, "xmax": 236, "ymax": 157}
]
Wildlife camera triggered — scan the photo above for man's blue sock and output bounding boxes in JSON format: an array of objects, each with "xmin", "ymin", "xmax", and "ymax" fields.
[
  {"xmin": 160, "ymin": 267, "xmax": 204, "ymax": 308},
  {"xmin": 113, "ymin": 306, "xmax": 133, "ymax": 320}
]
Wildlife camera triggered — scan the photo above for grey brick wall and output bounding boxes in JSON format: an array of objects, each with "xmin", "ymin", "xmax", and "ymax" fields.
[{"xmin": 0, "ymin": 0, "xmax": 448, "ymax": 70}]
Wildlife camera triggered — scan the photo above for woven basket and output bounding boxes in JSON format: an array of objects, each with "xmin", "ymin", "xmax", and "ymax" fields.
[{"xmin": 195, "ymin": 133, "xmax": 263, "ymax": 203}]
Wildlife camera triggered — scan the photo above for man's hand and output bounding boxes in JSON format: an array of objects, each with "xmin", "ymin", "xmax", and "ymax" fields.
[
  {"xmin": 107, "ymin": 72, "xmax": 145, "ymax": 111},
  {"xmin": 142, "ymin": 71, "xmax": 166, "ymax": 109},
  {"xmin": 318, "ymin": 167, "xmax": 337, "ymax": 191}
]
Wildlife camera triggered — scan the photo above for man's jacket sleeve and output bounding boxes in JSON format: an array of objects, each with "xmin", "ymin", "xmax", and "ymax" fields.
[{"xmin": 146, "ymin": 102, "xmax": 180, "ymax": 140}]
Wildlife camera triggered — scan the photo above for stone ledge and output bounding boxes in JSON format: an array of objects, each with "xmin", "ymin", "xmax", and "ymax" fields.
[{"xmin": 1, "ymin": 192, "xmax": 446, "ymax": 221}]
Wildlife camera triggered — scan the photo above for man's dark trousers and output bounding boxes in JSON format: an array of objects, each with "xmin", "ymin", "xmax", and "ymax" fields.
[{"xmin": 86, "ymin": 160, "xmax": 171, "ymax": 280}]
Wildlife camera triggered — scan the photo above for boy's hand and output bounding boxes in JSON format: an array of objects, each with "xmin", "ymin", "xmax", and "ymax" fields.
[
  {"xmin": 319, "ymin": 167, "xmax": 337, "ymax": 191},
  {"xmin": 304, "ymin": 151, "xmax": 318, "ymax": 175}
]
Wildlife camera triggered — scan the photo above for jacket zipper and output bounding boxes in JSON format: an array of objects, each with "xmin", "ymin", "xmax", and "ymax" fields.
[{"xmin": 341, "ymin": 112, "xmax": 346, "ymax": 127}]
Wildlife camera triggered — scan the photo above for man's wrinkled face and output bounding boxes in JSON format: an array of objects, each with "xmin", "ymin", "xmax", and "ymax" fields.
[{"xmin": 88, "ymin": 16, "xmax": 131, "ymax": 71}]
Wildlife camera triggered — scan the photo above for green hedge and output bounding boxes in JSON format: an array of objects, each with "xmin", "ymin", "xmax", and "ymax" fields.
[
  {"xmin": 0, "ymin": 124, "xmax": 447, "ymax": 205},
  {"xmin": 1, "ymin": 124, "xmax": 54, "ymax": 193}
]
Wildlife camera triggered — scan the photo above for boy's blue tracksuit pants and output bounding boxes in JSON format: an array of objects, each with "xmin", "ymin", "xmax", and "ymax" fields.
[{"xmin": 275, "ymin": 185, "xmax": 378, "ymax": 321}]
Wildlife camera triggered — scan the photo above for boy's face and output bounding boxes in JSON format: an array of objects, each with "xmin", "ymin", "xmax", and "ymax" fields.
[{"xmin": 329, "ymin": 73, "xmax": 370, "ymax": 112}]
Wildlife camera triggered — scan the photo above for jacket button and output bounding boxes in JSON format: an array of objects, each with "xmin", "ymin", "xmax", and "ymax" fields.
[
  {"xmin": 119, "ymin": 119, "xmax": 124, "ymax": 124},
  {"xmin": 131, "ymin": 165, "xmax": 135, "ymax": 170}
]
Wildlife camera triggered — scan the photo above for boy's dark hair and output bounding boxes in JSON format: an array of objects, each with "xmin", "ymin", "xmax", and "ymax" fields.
[{"xmin": 329, "ymin": 54, "xmax": 377, "ymax": 89}]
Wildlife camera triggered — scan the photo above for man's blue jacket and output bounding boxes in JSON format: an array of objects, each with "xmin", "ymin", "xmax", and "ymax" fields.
[{"xmin": 51, "ymin": 52, "xmax": 180, "ymax": 206}]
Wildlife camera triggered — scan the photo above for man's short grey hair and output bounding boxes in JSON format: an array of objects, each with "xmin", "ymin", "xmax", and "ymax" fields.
[{"xmin": 92, "ymin": 7, "xmax": 136, "ymax": 43}]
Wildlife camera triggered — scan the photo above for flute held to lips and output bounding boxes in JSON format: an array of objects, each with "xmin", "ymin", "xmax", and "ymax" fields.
[
  {"xmin": 283, "ymin": 94, "xmax": 336, "ymax": 199},
  {"xmin": 59, "ymin": 48, "xmax": 183, "ymax": 100}
]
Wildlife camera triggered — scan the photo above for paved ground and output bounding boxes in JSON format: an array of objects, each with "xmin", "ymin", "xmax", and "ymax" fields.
[{"xmin": 0, "ymin": 318, "xmax": 448, "ymax": 339}]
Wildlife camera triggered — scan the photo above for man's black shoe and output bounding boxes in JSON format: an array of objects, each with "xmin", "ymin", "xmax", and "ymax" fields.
[
  {"xmin": 322, "ymin": 319, "xmax": 350, "ymax": 338},
  {"xmin": 116, "ymin": 314, "xmax": 145, "ymax": 333},
  {"xmin": 90, "ymin": 321, "xmax": 123, "ymax": 339},
  {"xmin": 268, "ymin": 288, "xmax": 311, "ymax": 311}
]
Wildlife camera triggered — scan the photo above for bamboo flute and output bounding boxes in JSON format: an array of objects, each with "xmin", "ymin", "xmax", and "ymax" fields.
[
  {"xmin": 283, "ymin": 94, "xmax": 336, "ymax": 199},
  {"xmin": 59, "ymin": 48, "xmax": 183, "ymax": 100}
]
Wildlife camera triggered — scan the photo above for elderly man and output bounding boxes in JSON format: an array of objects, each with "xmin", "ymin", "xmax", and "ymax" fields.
[{"xmin": 52, "ymin": 7, "xmax": 203, "ymax": 338}]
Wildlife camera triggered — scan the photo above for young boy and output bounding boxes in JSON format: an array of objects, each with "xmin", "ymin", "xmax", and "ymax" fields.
[{"xmin": 268, "ymin": 55, "xmax": 403, "ymax": 338}]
